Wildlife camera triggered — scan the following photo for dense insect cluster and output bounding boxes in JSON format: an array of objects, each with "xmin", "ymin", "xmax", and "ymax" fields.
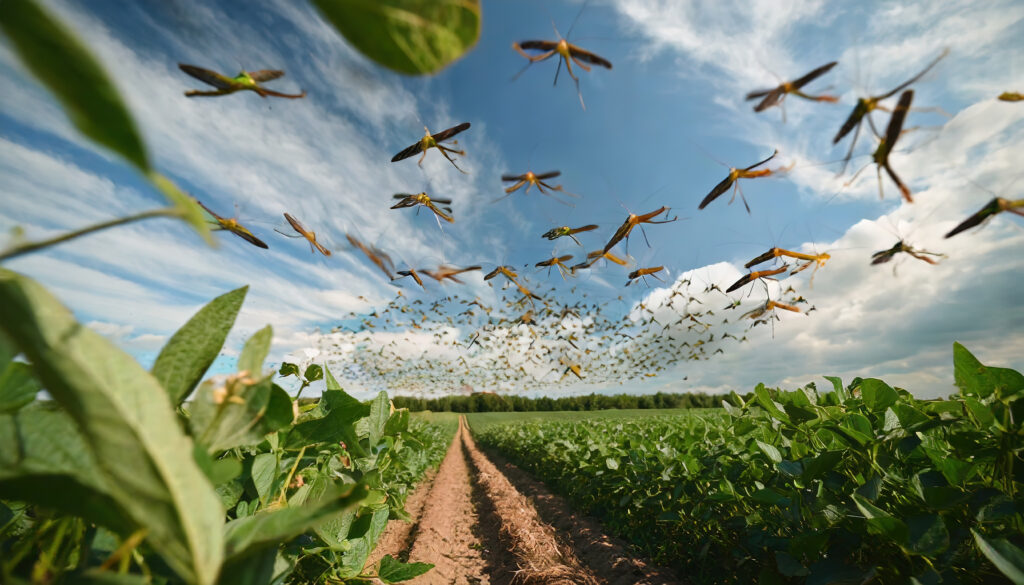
[{"xmin": 170, "ymin": 10, "xmax": 1019, "ymax": 396}]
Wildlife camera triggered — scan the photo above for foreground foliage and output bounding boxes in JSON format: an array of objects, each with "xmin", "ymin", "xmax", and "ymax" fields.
[
  {"xmin": 0, "ymin": 269, "xmax": 450, "ymax": 584},
  {"xmin": 475, "ymin": 344, "xmax": 1024, "ymax": 584}
]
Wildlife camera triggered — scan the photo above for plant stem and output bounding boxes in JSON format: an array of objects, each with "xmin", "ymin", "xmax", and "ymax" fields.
[{"xmin": 0, "ymin": 208, "xmax": 181, "ymax": 262}]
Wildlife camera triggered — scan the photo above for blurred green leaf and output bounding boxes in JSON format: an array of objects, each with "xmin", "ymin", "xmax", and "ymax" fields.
[
  {"xmin": 312, "ymin": 0, "xmax": 481, "ymax": 75},
  {"xmin": 152, "ymin": 286, "xmax": 248, "ymax": 405},
  {"xmin": 972, "ymin": 529, "xmax": 1024, "ymax": 584},
  {"xmin": 265, "ymin": 384, "xmax": 295, "ymax": 431},
  {"xmin": 0, "ymin": 268, "xmax": 224, "ymax": 585},
  {"xmin": 378, "ymin": 554, "xmax": 434, "ymax": 583},
  {"xmin": 279, "ymin": 362, "xmax": 300, "ymax": 378},
  {"xmin": 0, "ymin": 404, "xmax": 133, "ymax": 535},
  {"xmin": 304, "ymin": 363, "xmax": 324, "ymax": 382},
  {"xmin": 148, "ymin": 172, "xmax": 214, "ymax": 244},
  {"xmin": 252, "ymin": 453, "xmax": 278, "ymax": 507},
  {"xmin": 238, "ymin": 325, "xmax": 273, "ymax": 377},
  {"xmin": 0, "ymin": 0, "xmax": 149, "ymax": 170},
  {"xmin": 0, "ymin": 361, "xmax": 40, "ymax": 413},
  {"xmin": 367, "ymin": 390, "xmax": 390, "ymax": 446},
  {"xmin": 190, "ymin": 375, "xmax": 275, "ymax": 454}
]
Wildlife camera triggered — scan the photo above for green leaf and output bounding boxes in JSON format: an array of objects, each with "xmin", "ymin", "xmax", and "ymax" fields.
[
  {"xmin": 972, "ymin": 529, "xmax": 1024, "ymax": 584},
  {"xmin": 954, "ymin": 342, "xmax": 1024, "ymax": 399},
  {"xmin": 860, "ymin": 378, "xmax": 898, "ymax": 411},
  {"xmin": 278, "ymin": 362, "xmax": 300, "ymax": 378},
  {"xmin": 312, "ymin": 0, "xmax": 481, "ymax": 75},
  {"xmin": 0, "ymin": 269, "xmax": 224, "ymax": 585},
  {"xmin": 0, "ymin": 404, "xmax": 133, "ymax": 535},
  {"xmin": 964, "ymin": 397, "xmax": 996, "ymax": 427},
  {"xmin": 252, "ymin": 453, "xmax": 278, "ymax": 507},
  {"xmin": 852, "ymin": 493, "xmax": 908, "ymax": 545},
  {"xmin": 148, "ymin": 172, "xmax": 213, "ymax": 244},
  {"xmin": 189, "ymin": 375, "xmax": 274, "ymax": 453},
  {"xmin": 367, "ymin": 390, "xmax": 390, "ymax": 445},
  {"xmin": 0, "ymin": 361, "xmax": 40, "ymax": 413},
  {"xmin": 264, "ymin": 384, "xmax": 294, "ymax": 431},
  {"xmin": 222, "ymin": 483, "xmax": 368, "ymax": 561},
  {"xmin": 0, "ymin": 0, "xmax": 149, "ymax": 170},
  {"xmin": 303, "ymin": 363, "xmax": 323, "ymax": 382},
  {"xmin": 286, "ymin": 388, "xmax": 369, "ymax": 450},
  {"xmin": 906, "ymin": 514, "xmax": 948, "ymax": 556},
  {"xmin": 383, "ymin": 408, "xmax": 409, "ymax": 436},
  {"xmin": 238, "ymin": 325, "xmax": 273, "ymax": 377},
  {"xmin": 756, "ymin": 440, "xmax": 782, "ymax": 463},
  {"xmin": 754, "ymin": 384, "xmax": 789, "ymax": 422},
  {"xmin": 824, "ymin": 375, "xmax": 849, "ymax": 402},
  {"xmin": 151, "ymin": 286, "xmax": 248, "ymax": 405},
  {"xmin": 378, "ymin": 554, "xmax": 434, "ymax": 583}
]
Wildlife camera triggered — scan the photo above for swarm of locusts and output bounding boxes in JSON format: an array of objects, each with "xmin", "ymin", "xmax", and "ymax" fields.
[{"xmin": 171, "ymin": 5, "xmax": 1021, "ymax": 394}]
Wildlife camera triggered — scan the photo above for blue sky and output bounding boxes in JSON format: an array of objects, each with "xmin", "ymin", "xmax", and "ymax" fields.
[{"xmin": 1, "ymin": 0, "xmax": 1022, "ymax": 399}]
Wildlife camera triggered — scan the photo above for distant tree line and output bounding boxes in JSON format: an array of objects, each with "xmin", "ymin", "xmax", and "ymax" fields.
[{"xmin": 391, "ymin": 391, "xmax": 722, "ymax": 413}]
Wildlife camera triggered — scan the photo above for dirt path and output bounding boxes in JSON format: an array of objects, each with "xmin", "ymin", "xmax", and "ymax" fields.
[{"xmin": 374, "ymin": 417, "xmax": 686, "ymax": 585}]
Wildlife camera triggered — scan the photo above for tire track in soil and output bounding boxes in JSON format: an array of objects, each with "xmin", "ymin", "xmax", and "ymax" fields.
[{"xmin": 382, "ymin": 417, "xmax": 685, "ymax": 585}]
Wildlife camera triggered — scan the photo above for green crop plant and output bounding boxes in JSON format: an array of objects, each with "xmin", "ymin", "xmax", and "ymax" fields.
[{"xmin": 475, "ymin": 343, "xmax": 1024, "ymax": 584}]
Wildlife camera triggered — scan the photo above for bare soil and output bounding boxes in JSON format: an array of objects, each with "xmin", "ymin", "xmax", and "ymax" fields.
[{"xmin": 373, "ymin": 416, "xmax": 686, "ymax": 585}]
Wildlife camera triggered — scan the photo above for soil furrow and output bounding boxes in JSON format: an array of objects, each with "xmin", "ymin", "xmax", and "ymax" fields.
[{"xmin": 375, "ymin": 416, "xmax": 684, "ymax": 585}]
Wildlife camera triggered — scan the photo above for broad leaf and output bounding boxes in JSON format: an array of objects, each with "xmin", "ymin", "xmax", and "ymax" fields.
[
  {"xmin": 152, "ymin": 286, "xmax": 247, "ymax": 405},
  {"xmin": 378, "ymin": 554, "xmax": 434, "ymax": 583},
  {"xmin": 252, "ymin": 452, "xmax": 279, "ymax": 506},
  {"xmin": 238, "ymin": 325, "xmax": 273, "ymax": 377},
  {"xmin": 972, "ymin": 529, "xmax": 1024, "ymax": 584},
  {"xmin": 954, "ymin": 342, "xmax": 1024, "ymax": 399},
  {"xmin": 367, "ymin": 390, "xmax": 390, "ymax": 446},
  {"xmin": 189, "ymin": 375, "xmax": 274, "ymax": 454},
  {"xmin": 312, "ymin": 0, "xmax": 481, "ymax": 75},
  {"xmin": 860, "ymin": 378, "xmax": 898, "ymax": 411},
  {"xmin": 0, "ymin": 404, "xmax": 133, "ymax": 534},
  {"xmin": 286, "ymin": 388, "xmax": 368, "ymax": 450},
  {"xmin": 0, "ymin": 361, "xmax": 40, "ymax": 413},
  {"xmin": 852, "ymin": 493, "xmax": 908, "ymax": 545},
  {"xmin": 0, "ymin": 0, "xmax": 149, "ymax": 170},
  {"xmin": 0, "ymin": 269, "xmax": 223, "ymax": 585},
  {"xmin": 222, "ymin": 483, "xmax": 368, "ymax": 561}
]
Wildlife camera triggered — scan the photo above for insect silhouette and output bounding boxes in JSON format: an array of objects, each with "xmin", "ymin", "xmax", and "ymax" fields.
[
  {"xmin": 391, "ymin": 123, "xmax": 471, "ymax": 173},
  {"xmin": 603, "ymin": 206, "xmax": 678, "ymax": 253},
  {"xmin": 196, "ymin": 200, "xmax": 267, "ymax": 249},
  {"xmin": 512, "ymin": 4, "xmax": 612, "ymax": 110},
  {"xmin": 498, "ymin": 170, "xmax": 579, "ymax": 206},
  {"xmin": 833, "ymin": 49, "xmax": 948, "ymax": 175},
  {"xmin": 870, "ymin": 240, "xmax": 945, "ymax": 265},
  {"xmin": 275, "ymin": 213, "xmax": 330, "ymax": 256},
  {"xmin": 945, "ymin": 197, "xmax": 1024, "ymax": 238},
  {"xmin": 847, "ymin": 90, "xmax": 915, "ymax": 202},
  {"xmin": 542, "ymin": 224, "xmax": 599, "ymax": 245},
  {"xmin": 746, "ymin": 61, "xmax": 838, "ymax": 118},
  {"xmin": 391, "ymin": 193, "xmax": 454, "ymax": 224},
  {"xmin": 699, "ymin": 150, "xmax": 791, "ymax": 213},
  {"xmin": 725, "ymin": 265, "xmax": 789, "ymax": 293},
  {"xmin": 625, "ymin": 266, "xmax": 665, "ymax": 287},
  {"xmin": 178, "ymin": 64, "xmax": 305, "ymax": 98}
]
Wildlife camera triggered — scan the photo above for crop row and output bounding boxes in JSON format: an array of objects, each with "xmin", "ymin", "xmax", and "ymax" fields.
[
  {"xmin": 473, "ymin": 344, "xmax": 1024, "ymax": 584},
  {"xmin": 0, "ymin": 272, "xmax": 454, "ymax": 584}
]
